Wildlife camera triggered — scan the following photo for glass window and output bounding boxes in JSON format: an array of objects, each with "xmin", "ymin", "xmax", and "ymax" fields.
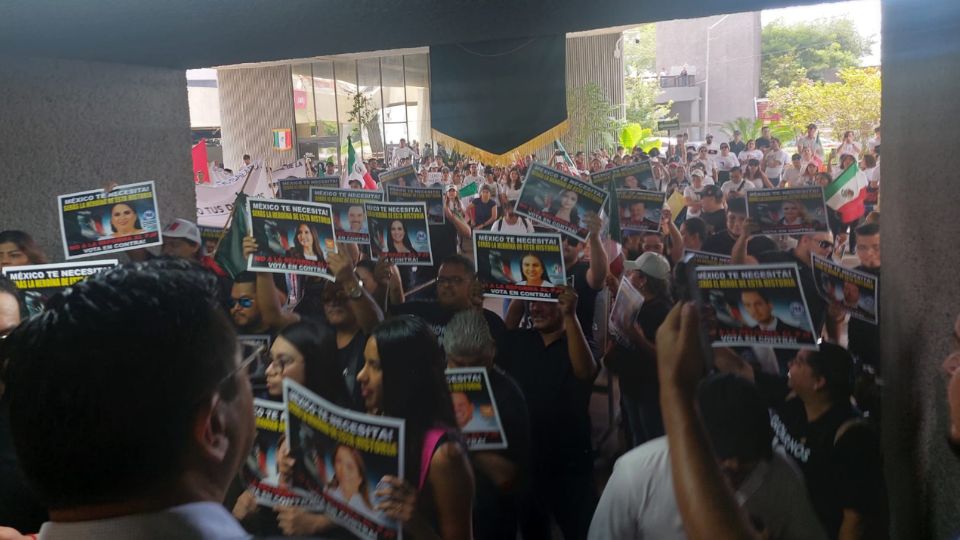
[
  {"xmin": 380, "ymin": 55, "xmax": 408, "ymax": 163},
  {"xmin": 404, "ymin": 53, "xmax": 431, "ymax": 153},
  {"xmin": 357, "ymin": 57, "xmax": 384, "ymax": 160},
  {"xmin": 311, "ymin": 60, "xmax": 340, "ymax": 164},
  {"xmin": 335, "ymin": 59, "xmax": 360, "ymax": 166},
  {"xmin": 292, "ymin": 64, "xmax": 317, "ymax": 160}
]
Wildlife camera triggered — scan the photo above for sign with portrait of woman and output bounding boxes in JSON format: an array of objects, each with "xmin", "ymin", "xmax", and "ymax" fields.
[{"xmin": 57, "ymin": 181, "xmax": 162, "ymax": 259}]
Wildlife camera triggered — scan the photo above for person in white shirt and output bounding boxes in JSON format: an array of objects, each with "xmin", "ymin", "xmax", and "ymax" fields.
[
  {"xmin": 693, "ymin": 147, "xmax": 717, "ymax": 182},
  {"xmin": 391, "ymin": 138, "xmax": 417, "ymax": 167},
  {"xmin": 737, "ymin": 139, "xmax": 763, "ymax": 166},
  {"xmin": 588, "ymin": 374, "xmax": 827, "ymax": 540},
  {"xmin": 703, "ymin": 134, "xmax": 720, "ymax": 162},
  {"xmin": 490, "ymin": 194, "xmax": 535, "ymax": 234},
  {"xmin": 714, "ymin": 143, "xmax": 740, "ymax": 186},
  {"xmin": 463, "ymin": 163, "xmax": 484, "ymax": 186},
  {"xmin": 683, "ymin": 169, "xmax": 712, "ymax": 219},
  {"xmin": 781, "ymin": 153, "xmax": 804, "ymax": 187},
  {"xmin": 721, "ymin": 166, "xmax": 755, "ymax": 201},
  {"xmin": 866, "ymin": 125, "xmax": 881, "ymax": 154},
  {"xmin": 762, "ymin": 138, "xmax": 790, "ymax": 185},
  {"xmin": 796, "ymin": 123, "xmax": 825, "ymax": 161},
  {"xmin": 837, "ymin": 131, "xmax": 862, "ymax": 158}
]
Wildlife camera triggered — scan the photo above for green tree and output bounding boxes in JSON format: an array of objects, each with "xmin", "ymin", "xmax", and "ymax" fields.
[
  {"xmin": 767, "ymin": 67, "xmax": 881, "ymax": 142},
  {"xmin": 624, "ymin": 76, "xmax": 673, "ymax": 127},
  {"xmin": 623, "ymin": 24, "xmax": 656, "ymax": 77},
  {"xmin": 566, "ymin": 83, "xmax": 619, "ymax": 151},
  {"xmin": 761, "ymin": 17, "xmax": 874, "ymax": 96}
]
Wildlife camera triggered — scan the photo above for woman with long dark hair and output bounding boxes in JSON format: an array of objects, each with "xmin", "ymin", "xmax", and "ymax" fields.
[
  {"xmin": 234, "ymin": 321, "xmax": 352, "ymax": 536},
  {"xmin": 357, "ymin": 315, "xmax": 474, "ymax": 539},
  {"xmin": 388, "ymin": 220, "xmax": 416, "ymax": 254},
  {"xmin": 0, "ymin": 230, "xmax": 47, "ymax": 269},
  {"xmin": 286, "ymin": 223, "xmax": 326, "ymax": 263},
  {"xmin": 547, "ymin": 189, "xmax": 580, "ymax": 228}
]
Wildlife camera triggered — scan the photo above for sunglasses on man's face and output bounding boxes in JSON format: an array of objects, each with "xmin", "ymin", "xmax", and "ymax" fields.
[
  {"xmin": 227, "ymin": 297, "xmax": 254, "ymax": 309},
  {"xmin": 817, "ymin": 240, "xmax": 835, "ymax": 250}
]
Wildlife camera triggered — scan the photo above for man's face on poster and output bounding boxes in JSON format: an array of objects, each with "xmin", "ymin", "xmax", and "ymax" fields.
[
  {"xmin": 741, "ymin": 291, "xmax": 775, "ymax": 326},
  {"xmin": 629, "ymin": 202, "xmax": 646, "ymax": 222},
  {"xmin": 348, "ymin": 206, "xmax": 365, "ymax": 232},
  {"xmin": 452, "ymin": 392, "xmax": 474, "ymax": 428}
]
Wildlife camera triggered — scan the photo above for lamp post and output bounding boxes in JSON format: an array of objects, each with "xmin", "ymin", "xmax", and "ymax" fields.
[{"xmin": 703, "ymin": 14, "xmax": 729, "ymax": 139}]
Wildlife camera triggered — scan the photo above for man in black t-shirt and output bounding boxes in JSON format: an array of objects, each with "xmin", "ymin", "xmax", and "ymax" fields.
[
  {"xmin": 702, "ymin": 196, "xmax": 746, "ymax": 256},
  {"xmin": 393, "ymin": 254, "xmax": 507, "ymax": 354},
  {"xmin": 501, "ymin": 287, "xmax": 598, "ymax": 540},
  {"xmin": 729, "ymin": 129, "xmax": 746, "ymax": 156},
  {"xmin": 755, "ymin": 126, "xmax": 772, "ymax": 151},
  {"xmin": 699, "ymin": 185, "xmax": 728, "ymax": 237},
  {"xmin": 444, "ymin": 310, "xmax": 531, "ymax": 540},
  {"xmin": 766, "ymin": 344, "xmax": 888, "ymax": 539}
]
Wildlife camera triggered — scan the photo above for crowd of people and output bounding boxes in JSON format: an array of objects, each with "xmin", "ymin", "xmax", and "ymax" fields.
[{"xmin": 0, "ymin": 120, "xmax": 945, "ymax": 540}]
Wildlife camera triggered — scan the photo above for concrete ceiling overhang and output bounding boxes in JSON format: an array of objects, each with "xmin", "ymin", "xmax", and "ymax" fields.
[{"xmin": 0, "ymin": 0, "xmax": 834, "ymax": 69}]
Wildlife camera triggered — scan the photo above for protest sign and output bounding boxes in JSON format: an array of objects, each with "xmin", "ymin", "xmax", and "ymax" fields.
[
  {"xmin": 745, "ymin": 187, "xmax": 829, "ymax": 236},
  {"xmin": 277, "ymin": 177, "xmax": 341, "ymax": 201},
  {"xmin": 426, "ymin": 172, "xmax": 443, "ymax": 184},
  {"xmin": 310, "ymin": 188, "xmax": 385, "ymax": 244},
  {"xmin": 385, "ymin": 184, "xmax": 445, "ymax": 224},
  {"xmin": 609, "ymin": 275, "xmax": 644, "ymax": 347},
  {"xmin": 589, "ymin": 160, "xmax": 657, "ymax": 191},
  {"xmin": 811, "ymin": 255, "xmax": 879, "ymax": 324},
  {"xmin": 58, "ymin": 181, "xmax": 162, "ymax": 259},
  {"xmin": 242, "ymin": 399, "xmax": 311, "ymax": 508},
  {"xmin": 473, "ymin": 231, "xmax": 565, "ymax": 302},
  {"xmin": 246, "ymin": 198, "xmax": 337, "ymax": 280},
  {"xmin": 616, "ymin": 189, "xmax": 665, "ymax": 233},
  {"xmin": 198, "ymin": 225, "xmax": 223, "ymax": 256},
  {"xmin": 666, "ymin": 190, "xmax": 686, "ymax": 219},
  {"xmin": 446, "ymin": 368, "xmax": 508, "ymax": 451},
  {"xmin": 197, "ymin": 162, "xmax": 273, "ymax": 228},
  {"xmin": 284, "ymin": 379, "xmax": 404, "ymax": 540},
  {"xmin": 2, "ymin": 260, "xmax": 118, "ymax": 315},
  {"xmin": 515, "ymin": 163, "xmax": 607, "ymax": 241},
  {"xmin": 378, "ymin": 165, "xmax": 418, "ymax": 188},
  {"xmin": 684, "ymin": 249, "xmax": 732, "ymax": 267},
  {"xmin": 365, "ymin": 202, "xmax": 433, "ymax": 266},
  {"xmin": 695, "ymin": 263, "xmax": 818, "ymax": 349}
]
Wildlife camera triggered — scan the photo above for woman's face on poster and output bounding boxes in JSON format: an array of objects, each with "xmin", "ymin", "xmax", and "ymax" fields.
[
  {"xmin": 296, "ymin": 224, "xmax": 313, "ymax": 247},
  {"xmin": 782, "ymin": 203, "xmax": 800, "ymax": 221},
  {"xmin": 111, "ymin": 203, "xmax": 137, "ymax": 233},
  {"xmin": 560, "ymin": 190, "xmax": 578, "ymax": 209},
  {"xmin": 334, "ymin": 446, "xmax": 363, "ymax": 492},
  {"xmin": 390, "ymin": 220, "xmax": 406, "ymax": 243},
  {"xmin": 522, "ymin": 255, "xmax": 544, "ymax": 282}
]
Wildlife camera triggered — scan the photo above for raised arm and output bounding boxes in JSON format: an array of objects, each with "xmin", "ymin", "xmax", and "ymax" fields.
[
  {"xmin": 657, "ymin": 303, "xmax": 760, "ymax": 540},
  {"xmin": 242, "ymin": 235, "xmax": 300, "ymax": 330},
  {"xmin": 559, "ymin": 286, "xmax": 598, "ymax": 382},
  {"xmin": 583, "ymin": 213, "xmax": 608, "ymax": 290},
  {"xmin": 327, "ymin": 250, "xmax": 384, "ymax": 334}
]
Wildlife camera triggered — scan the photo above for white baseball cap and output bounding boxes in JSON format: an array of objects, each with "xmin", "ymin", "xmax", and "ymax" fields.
[
  {"xmin": 162, "ymin": 219, "xmax": 201, "ymax": 244},
  {"xmin": 623, "ymin": 252, "xmax": 671, "ymax": 280}
]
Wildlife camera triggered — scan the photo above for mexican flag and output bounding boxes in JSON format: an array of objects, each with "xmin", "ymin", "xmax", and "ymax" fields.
[
  {"xmin": 824, "ymin": 163, "xmax": 868, "ymax": 222},
  {"xmin": 346, "ymin": 136, "xmax": 377, "ymax": 190}
]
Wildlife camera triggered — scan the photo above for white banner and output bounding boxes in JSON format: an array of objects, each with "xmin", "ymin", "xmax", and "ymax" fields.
[{"xmin": 196, "ymin": 162, "xmax": 273, "ymax": 228}]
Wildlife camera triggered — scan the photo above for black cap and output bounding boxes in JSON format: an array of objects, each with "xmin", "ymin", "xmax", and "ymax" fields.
[{"xmin": 702, "ymin": 184, "xmax": 722, "ymax": 199}]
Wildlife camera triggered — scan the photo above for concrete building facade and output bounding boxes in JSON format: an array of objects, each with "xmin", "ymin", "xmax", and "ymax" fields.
[{"xmin": 655, "ymin": 12, "xmax": 762, "ymax": 140}]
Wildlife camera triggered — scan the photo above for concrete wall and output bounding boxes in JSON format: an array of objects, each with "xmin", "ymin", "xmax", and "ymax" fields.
[
  {"xmin": 881, "ymin": 0, "xmax": 960, "ymax": 537},
  {"xmin": 0, "ymin": 54, "xmax": 193, "ymax": 262},
  {"xmin": 655, "ymin": 12, "xmax": 761, "ymax": 139},
  {"xmin": 217, "ymin": 65, "xmax": 296, "ymax": 171}
]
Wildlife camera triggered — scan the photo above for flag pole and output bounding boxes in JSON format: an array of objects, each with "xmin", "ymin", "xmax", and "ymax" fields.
[{"xmin": 211, "ymin": 166, "xmax": 254, "ymax": 255}]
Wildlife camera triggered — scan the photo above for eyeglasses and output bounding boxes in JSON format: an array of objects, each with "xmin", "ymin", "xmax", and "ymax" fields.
[
  {"xmin": 205, "ymin": 344, "xmax": 264, "ymax": 402},
  {"xmin": 227, "ymin": 297, "xmax": 254, "ymax": 309},
  {"xmin": 436, "ymin": 276, "xmax": 466, "ymax": 286},
  {"xmin": 269, "ymin": 354, "xmax": 296, "ymax": 372},
  {"xmin": 817, "ymin": 240, "xmax": 835, "ymax": 250}
]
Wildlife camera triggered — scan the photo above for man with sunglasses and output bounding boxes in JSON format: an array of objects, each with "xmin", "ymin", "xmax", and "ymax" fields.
[{"xmin": 1, "ymin": 258, "xmax": 256, "ymax": 538}]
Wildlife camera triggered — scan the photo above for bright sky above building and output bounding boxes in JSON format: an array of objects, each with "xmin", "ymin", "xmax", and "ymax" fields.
[{"xmin": 762, "ymin": 0, "xmax": 881, "ymax": 65}]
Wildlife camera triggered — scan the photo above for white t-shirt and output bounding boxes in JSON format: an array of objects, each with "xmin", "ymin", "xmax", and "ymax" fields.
[
  {"xmin": 867, "ymin": 137, "xmax": 880, "ymax": 154},
  {"xmin": 838, "ymin": 142, "xmax": 861, "ymax": 157},
  {"xmin": 491, "ymin": 215, "xmax": 535, "ymax": 234},
  {"xmin": 714, "ymin": 154, "xmax": 740, "ymax": 172},
  {"xmin": 781, "ymin": 166, "xmax": 803, "ymax": 187},
  {"xmin": 693, "ymin": 158, "xmax": 715, "ymax": 177},
  {"xmin": 797, "ymin": 135, "xmax": 824, "ymax": 159},
  {"xmin": 738, "ymin": 149, "xmax": 763, "ymax": 164},
  {"xmin": 721, "ymin": 178, "xmax": 755, "ymax": 198},
  {"xmin": 704, "ymin": 143, "xmax": 721, "ymax": 162},
  {"xmin": 392, "ymin": 146, "xmax": 416, "ymax": 164},
  {"xmin": 683, "ymin": 183, "xmax": 713, "ymax": 218},
  {"xmin": 763, "ymin": 149, "xmax": 790, "ymax": 179},
  {"xmin": 588, "ymin": 437, "xmax": 829, "ymax": 540}
]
